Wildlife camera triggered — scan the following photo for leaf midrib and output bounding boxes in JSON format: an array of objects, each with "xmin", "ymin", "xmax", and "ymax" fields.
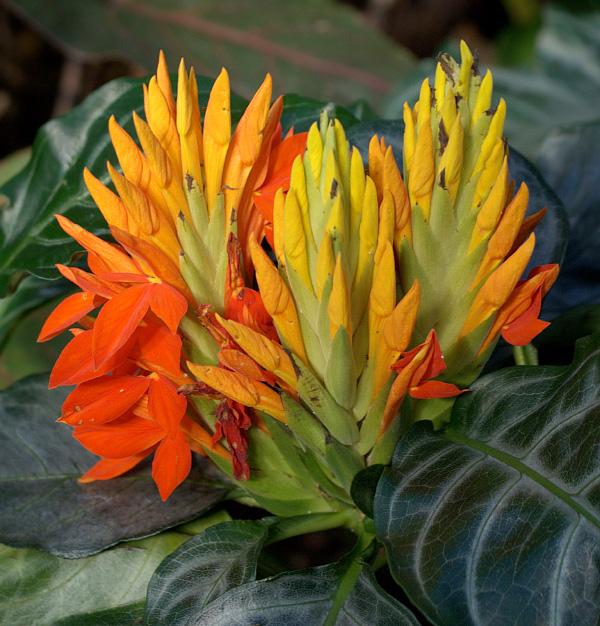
[{"xmin": 442, "ymin": 429, "xmax": 600, "ymax": 530}]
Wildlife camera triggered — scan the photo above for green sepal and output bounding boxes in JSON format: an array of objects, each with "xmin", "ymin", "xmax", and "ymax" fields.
[
  {"xmin": 281, "ymin": 392, "xmax": 327, "ymax": 458},
  {"xmin": 325, "ymin": 436, "xmax": 365, "ymax": 494},
  {"xmin": 261, "ymin": 413, "xmax": 317, "ymax": 486},
  {"xmin": 300, "ymin": 448, "xmax": 355, "ymax": 506},
  {"xmin": 317, "ymin": 273, "xmax": 333, "ymax": 356},
  {"xmin": 291, "ymin": 353, "xmax": 360, "ymax": 445},
  {"xmin": 206, "ymin": 192, "xmax": 226, "ymax": 259},
  {"xmin": 177, "ymin": 212, "xmax": 216, "ymax": 279},
  {"xmin": 324, "ymin": 327, "xmax": 356, "ymax": 410},
  {"xmin": 179, "ymin": 252, "xmax": 223, "ymax": 315},
  {"xmin": 352, "ymin": 358, "xmax": 376, "ymax": 422},
  {"xmin": 284, "ymin": 253, "xmax": 319, "ymax": 330},
  {"xmin": 184, "ymin": 177, "xmax": 209, "ymax": 235},
  {"xmin": 357, "ymin": 374, "xmax": 394, "ymax": 455},
  {"xmin": 179, "ymin": 314, "xmax": 219, "ymax": 365}
]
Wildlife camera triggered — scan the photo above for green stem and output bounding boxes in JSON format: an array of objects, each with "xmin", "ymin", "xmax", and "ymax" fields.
[
  {"xmin": 264, "ymin": 509, "xmax": 358, "ymax": 546},
  {"xmin": 513, "ymin": 343, "xmax": 539, "ymax": 366}
]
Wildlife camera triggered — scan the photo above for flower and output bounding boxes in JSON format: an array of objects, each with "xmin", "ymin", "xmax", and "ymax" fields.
[{"xmin": 38, "ymin": 53, "xmax": 306, "ymax": 500}]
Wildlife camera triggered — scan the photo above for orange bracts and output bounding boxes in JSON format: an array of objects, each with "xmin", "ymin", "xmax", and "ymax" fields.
[{"xmin": 39, "ymin": 53, "xmax": 304, "ymax": 499}]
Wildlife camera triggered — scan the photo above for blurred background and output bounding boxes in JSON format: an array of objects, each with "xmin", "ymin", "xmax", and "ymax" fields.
[{"xmin": 0, "ymin": 0, "xmax": 599, "ymax": 385}]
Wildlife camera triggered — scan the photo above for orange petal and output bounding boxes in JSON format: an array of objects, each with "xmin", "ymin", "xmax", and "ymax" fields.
[
  {"xmin": 73, "ymin": 415, "xmax": 164, "ymax": 458},
  {"xmin": 409, "ymin": 380, "xmax": 466, "ymax": 399},
  {"xmin": 38, "ymin": 292, "xmax": 98, "ymax": 342},
  {"xmin": 78, "ymin": 451, "xmax": 153, "ymax": 483},
  {"xmin": 148, "ymin": 373, "xmax": 187, "ymax": 439},
  {"xmin": 92, "ymin": 284, "xmax": 152, "ymax": 369},
  {"xmin": 152, "ymin": 430, "xmax": 192, "ymax": 500},
  {"xmin": 149, "ymin": 281, "xmax": 188, "ymax": 334},
  {"xmin": 60, "ymin": 375, "xmax": 150, "ymax": 426},
  {"xmin": 49, "ymin": 329, "xmax": 136, "ymax": 388},
  {"xmin": 136, "ymin": 323, "xmax": 182, "ymax": 376}
]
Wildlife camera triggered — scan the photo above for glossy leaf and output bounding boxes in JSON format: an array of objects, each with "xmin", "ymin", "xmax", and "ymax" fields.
[
  {"xmin": 281, "ymin": 94, "xmax": 359, "ymax": 134},
  {"xmin": 536, "ymin": 121, "xmax": 600, "ymax": 316},
  {"xmin": 4, "ymin": 0, "xmax": 414, "ymax": 107},
  {"xmin": 144, "ymin": 519, "xmax": 275, "ymax": 626},
  {"xmin": 175, "ymin": 557, "xmax": 420, "ymax": 625},
  {"xmin": 375, "ymin": 333, "xmax": 600, "ymax": 626},
  {"xmin": 0, "ymin": 533, "xmax": 185, "ymax": 626},
  {"xmin": 0, "ymin": 374, "xmax": 230, "ymax": 558}
]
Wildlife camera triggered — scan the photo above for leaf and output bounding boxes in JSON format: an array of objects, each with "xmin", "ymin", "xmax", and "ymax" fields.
[
  {"xmin": 0, "ymin": 374, "xmax": 230, "ymax": 558},
  {"xmin": 144, "ymin": 519, "xmax": 275, "ymax": 626},
  {"xmin": 346, "ymin": 120, "xmax": 568, "ymax": 271},
  {"xmin": 281, "ymin": 95, "xmax": 359, "ymax": 134},
  {"xmin": 381, "ymin": 7, "xmax": 600, "ymax": 161},
  {"xmin": 177, "ymin": 558, "xmax": 420, "ymax": 625},
  {"xmin": 0, "ymin": 533, "xmax": 186, "ymax": 626},
  {"xmin": 536, "ymin": 121, "xmax": 600, "ymax": 316},
  {"xmin": 5, "ymin": 0, "xmax": 414, "ymax": 107},
  {"xmin": 375, "ymin": 333, "xmax": 600, "ymax": 626},
  {"xmin": 350, "ymin": 464, "xmax": 385, "ymax": 519}
]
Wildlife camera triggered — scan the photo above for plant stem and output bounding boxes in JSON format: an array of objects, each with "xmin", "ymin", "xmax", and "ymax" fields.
[
  {"xmin": 264, "ymin": 509, "xmax": 358, "ymax": 546},
  {"xmin": 513, "ymin": 343, "xmax": 539, "ymax": 366}
]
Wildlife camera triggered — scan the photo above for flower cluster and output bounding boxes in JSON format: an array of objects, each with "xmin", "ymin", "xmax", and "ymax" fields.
[{"xmin": 39, "ymin": 45, "xmax": 558, "ymax": 504}]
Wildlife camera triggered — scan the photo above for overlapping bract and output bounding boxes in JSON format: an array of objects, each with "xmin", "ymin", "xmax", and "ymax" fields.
[
  {"xmin": 39, "ymin": 53, "xmax": 305, "ymax": 500},
  {"xmin": 41, "ymin": 44, "xmax": 558, "ymax": 503}
]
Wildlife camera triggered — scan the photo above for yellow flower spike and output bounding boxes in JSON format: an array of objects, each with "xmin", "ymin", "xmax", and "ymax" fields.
[
  {"xmin": 473, "ymin": 99, "xmax": 506, "ymax": 175},
  {"xmin": 333, "ymin": 119, "xmax": 351, "ymax": 194},
  {"xmin": 374, "ymin": 190, "xmax": 395, "ymax": 265},
  {"xmin": 146, "ymin": 76, "xmax": 183, "ymax": 183},
  {"xmin": 368, "ymin": 241, "xmax": 396, "ymax": 360},
  {"xmin": 133, "ymin": 112, "xmax": 191, "ymax": 223},
  {"xmin": 222, "ymin": 74, "xmax": 272, "ymax": 229},
  {"xmin": 250, "ymin": 235, "xmax": 309, "ymax": 365},
  {"xmin": 353, "ymin": 177, "xmax": 379, "ymax": 289},
  {"xmin": 461, "ymin": 233, "xmax": 536, "ymax": 337},
  {"xmin": 325, "ymin": 193, "xmax": 347, "ymax": 251},
  {"xmin": 83, "ymin": 168, "xmax": 133, "ymax": 235},
  {"xmin": 457, "ymin": 40, "xmax": 473, "ymax": 101},
  {"xmin": 368, "ymin": 135, "xmax": 385, "ymax": 203},
  {"xmin": 416, "ymin": 78, "xmax": 431, "ymax": 131},
  {"xmin": 108, "ymin": 116, "xmax": 173, "ymax": 224},
  {"xmin": 468, "ymin": 155, "xmax": 509, "ymax": 254},
  {"xmin": 316, "ymin": 230, "xmax": 335, "ymax": 300},
  {"xmin": 156, "ymin": 50, "xmax": 177, "ymax": 119},
  {"xmin": 216, "ymin": 315, "xmax": 298, "ymax": 388},
  {"xmin": 403, "ymin": 102, "xmax": 416, "ymax": 174},
  {"xmin": 203, "ymin": 68, "xmax": 231, "ymax": 215},
  {"xmin": 284, "ymin": 188, "xmax": 313, "ymax": 292},
  {"xmin": 437, "ymin": 114, "xmax": 463, "ymax": 202},
  {"xmin": 349, "ymin": 149, "xmax": 366, "ymax": 235},
  {"xmin": 371, "ymin": 279, "xmax": 421, "ymax": 400},
  {"xmin": 306, "ymin": 122, "xmax": 323, "ymax": 185},
  {"xmin": 187, "ymin": 363, "xmax": 286, "ymax": 422},
  {"xmin": 471, "ymin": 70, "xmax": 493, "ymax": 127},
  {"xmin": 472, "ymin": 182, "xmax": 530, "ymax": 285},
  {"xmin": 434, "ymin": 62, "xmax": 447, "ymax": 113},
  {"xmin": 328, "ymin": 253, "xmax": 352, "ymax": 339},
  {"xmin": 408, "ymin": 115, "xmax": 435, "ymax": 220},
  {"xmin": 322, "ymin": 149, "xmax": 342, "ymax": 205},
  {"xmin": 177, "ymin": 60, "xmax": 204, "ymax": 189}
]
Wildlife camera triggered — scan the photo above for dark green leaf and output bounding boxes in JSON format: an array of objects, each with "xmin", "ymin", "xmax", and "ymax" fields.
[
  {"xmin": 281, "ymin": 95, "xmax": 359, "ymax": 134},
  {"xmin": 144, "ymin": 519, "xmax": 275, "ymax": 626},
  {"xmin": 4, "ymin": 0, "xmax": 414, "ymax": 107},
  {"xmin": 0, "ymin": 374, "xmax": 230, "ymax": 558},
  {"xmin": 0, "ymin": 534, "xmax": 185, "ymax": 626},
  {"xmin": 183, "ymin": 558, "xmax": 420, "ymax": 625},
  {"xmin": 375, "ymin": 333, "xmax": 600, "ymax": 626},
  {"xmin": 350, "ymin": 464, "xmax": 385, "ymax": 519},
  {"xmin": 51, "ymin": 601, "xmax": 146, "ymax": 626},
  {"xmin": 536, "ymin": 121, "xmax": 600, "ymax": 316}
]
